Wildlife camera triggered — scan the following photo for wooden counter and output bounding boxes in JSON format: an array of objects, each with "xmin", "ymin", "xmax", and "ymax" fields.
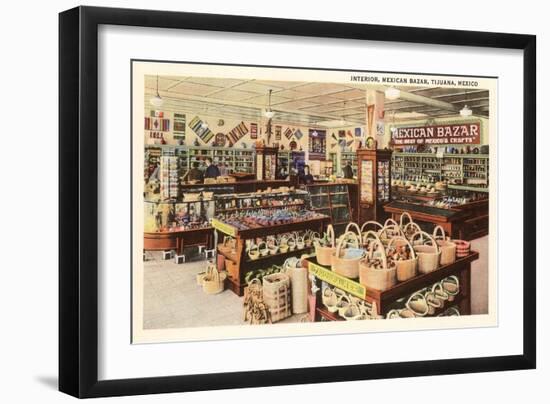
[{"xmin": 383, "ymin": 200, "xmax": 488, "ymax": 240}]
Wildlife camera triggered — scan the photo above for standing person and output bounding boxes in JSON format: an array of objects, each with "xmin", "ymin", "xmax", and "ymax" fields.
[
  {"xmin": 300, "ymin": 165, "xmax": 314, "ymax": 185},
  {"xmin": 342, "ymin": 160, "xmax": 354, "ymax": 179},
  {"xmin": 204, "ymin": 157, "xmax": 220, "ymax": 179},
  {"xmin": 187, "ymin": 161, "xmax": 204, "ymax": 183}
]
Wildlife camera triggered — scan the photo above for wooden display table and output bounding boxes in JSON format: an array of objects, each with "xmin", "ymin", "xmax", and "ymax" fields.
[
  {"xmin": 305, "ymin": 251, "xmax": 479, "ymax": 319},
  {"xmin": 144, "ymin": 227, "xmax": 214, "ymax": 260},
  {"xmin": 383, "ymin": 200, "xmax": 486, "ymax": 240},
  {"xmin": 213, "ymin": 215, "xmax": 330, "ymax": 296}
]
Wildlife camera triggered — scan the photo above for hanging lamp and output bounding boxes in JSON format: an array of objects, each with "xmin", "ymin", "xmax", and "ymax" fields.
[
  {"xmin": 385, "ymin": 86, "xmax": 400, "ymax": 100},
  {"xmin": 459, "ymin": 90, "xmax": 472, "ymax": 117},
  {"xmin": 264, "ymin": 89, "xmax": 275, "ymax": 119},
  {"xmin": 149, "ymin": 75, "xmax": 164, "ymax": 108}
]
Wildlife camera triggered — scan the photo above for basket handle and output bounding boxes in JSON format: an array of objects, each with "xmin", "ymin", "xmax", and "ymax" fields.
[
  {"xmin": 384, "ymin": 218, "xmax": 399, "ymax": 228},
  {"xmin": 432, "ymin": 225, "xmax": 448, "ymax": 241},
  {"xmin": 403, "ymin": 222, "xmax": 422, "ymax": 238},
  {"xmin": 367, "ymin": 237, "xmax": 388, "ymax": 269},
  {"xmin": 344, "ymin": 222, "xmax": 363, "ymax": 244},
  {"xmin": 360, "ymin": 220, "xmax": 383, "ymax": 234},
  {"xmin": 399, "ymin": 211, "xmax": 414, "ymax": 229},
  {"xmin": 257, "ymin": 241, "xmax": 268, "ymax": 251},
  {"xmin": 406, "ymin": 291, "xmax": 429, "ymax": 316},
  {"xmin": 442, "ymin": 275, "xmax": 460, "ymax": 295},
  {"xmin": 387, "ymin": 236, "xmax": 417, "ymax": 259},
  {"xmin": 206, "ymin": 263, "xmax": 219, "ymax": 282},
  {"xmin": 326, "ymin": 224, "xmax": 335, "ymax": 247},
  {"xmin": 431, "ymin": 281, "xmax": 449, "ymax": 299},
  {"xmin": 379, "ymin": 223, "xmax": 403, "ymax": 239},
  {"xmin": 410, "ymin": 231, "xmax": 440, "ymax": 254},
  {"xmin": 335, "ymin": 231, "xmax": 361, "ymax": 257}
]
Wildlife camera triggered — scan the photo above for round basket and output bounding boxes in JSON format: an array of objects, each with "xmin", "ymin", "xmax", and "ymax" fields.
[
  {"xmin": 202, "ymin": 264, "xmax": 227, "ymax": 295},
  {"xmin": 359, "ymin": 235, "xmax": 397, "ymax": 291},
  {"xmin": 332, "ymin": 232, "xmax": 364, "ymax": 278},
  {"xmin": 267, "ymin": 237, "xmax": 279, "ymax": 255},
  {"xmin": 387, "ymin": 236, "xmax": 418, "ymax": 282},
  {"xmin": 342, "ymin": 303, "xmax": 362, "ymax": 321},
  {"xmin": 442, "ymin": 276, "xmax": 460, "ymax": 300},
  {"xmin": 411, "ymin": 231, "xmax": 441, "ymax": 274},
  {"xmin": 314, "ymin": 224, "xmax": 336, "ymax": 266},
  {"xmin": 433, "ymin": 226, "xmax": 456, "ymax": 266},
  {"xmin": 258, "ymin": 241, "xmax": 269, "ymax": 257},
  {"xmin": 405, "ymin": 291, "xmax": 430, "ymax": 317},
  {"xmin": 247, "ymin": 243, "xmax": 260, "ymax": 260},
  {"xmin": 336, "ymin": 294, "xmax": 351, "ymax": 317},
  {"xmin": 453, "ymin": 239, "xmax": 471, "ymax": 257}
]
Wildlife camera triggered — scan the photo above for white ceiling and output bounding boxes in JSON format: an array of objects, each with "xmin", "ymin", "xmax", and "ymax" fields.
[{"xmin": 145, "ymin": 75, "xmax": 489, "ymax": 127}]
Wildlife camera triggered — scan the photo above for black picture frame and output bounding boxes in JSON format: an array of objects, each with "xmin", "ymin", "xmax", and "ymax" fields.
[{"xmin": 59, "ymin": 6, "xmax": 536, "ymax": 398}]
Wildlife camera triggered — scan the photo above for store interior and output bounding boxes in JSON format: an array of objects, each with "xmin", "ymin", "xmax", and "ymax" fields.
[{"xmin": 142, "ymin": 74, "xmax": 490, "ymax": 328}]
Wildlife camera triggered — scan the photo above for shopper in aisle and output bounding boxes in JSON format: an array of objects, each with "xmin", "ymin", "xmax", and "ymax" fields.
[
  {"xmin": 204, "ymin": 157, "xmax": 220, "ymax": 179},
  {"xmin": 343, "ymin": 161, "xmax": 354, "ymax": 179},
  {"xmin": 187, "ymin": 161, "xmax": 204, "ymax": 183},
  {"xmin": 300, "ymin": 165, "xmax": 314, "ymax": 184}
]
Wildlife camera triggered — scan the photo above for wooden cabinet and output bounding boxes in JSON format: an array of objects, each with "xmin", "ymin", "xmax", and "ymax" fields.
[{"xmin": 357, "ymin": 149, "xmax": 392, "ymax": 223}]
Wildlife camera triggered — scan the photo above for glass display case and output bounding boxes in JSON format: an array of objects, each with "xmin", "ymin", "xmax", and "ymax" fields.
[
  {"xmin": 306, "ymin": 183, "xmax": 352, "ymax": 235},
  {"xmin": 213, "ymin": 189, "xmax": 309, "ymax": 217},
  {"xmin": 144, "ymin": 199, "xmax": 213, "ymax": 233},
  {"xmin": 357, "ymin": 149, "xmax": 393, "ymax": 223}
]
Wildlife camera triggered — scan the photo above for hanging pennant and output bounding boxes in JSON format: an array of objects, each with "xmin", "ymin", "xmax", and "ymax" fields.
[
  {"xmin": 293, "ymin": 128, "xmax": 303, "ymax": 140},
  {"xmin": 226, "ymin": 121, "xmax": 249, "ymax": 145}
]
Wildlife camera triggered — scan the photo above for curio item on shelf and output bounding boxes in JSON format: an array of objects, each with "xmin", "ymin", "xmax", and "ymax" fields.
[
  {"xmin": 342, "ymin": 303, "xmax": 362, "ymax": 321},
  {"xmin": 258, "ymin": 241, "xmax": 269, "ymax": 257},
  {"xmin": 336, "ymin": 294, "xmax": 351, "ymax": 317},
  {"xmin": 425, "ymin": 288, "xmax": 444, "ymax": 314},
  {"xmin": 411, "ymin": 231, "xmax": 441, "ymax": 274}
]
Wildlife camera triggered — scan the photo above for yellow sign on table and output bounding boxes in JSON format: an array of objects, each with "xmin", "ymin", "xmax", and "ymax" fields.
[
  {"xmin": 308, "ymin": 262, "xmax": 366, "ymax": 299},
  {"xmin": 211, "ymin": 218, "xmax": 237, "ymax": 237}
]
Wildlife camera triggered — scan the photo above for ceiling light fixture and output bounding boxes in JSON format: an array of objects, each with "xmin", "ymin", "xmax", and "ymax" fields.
[
  {"xmin": 264, "ymin": 89, "xmax": 275, "ymax": 119},
  {"xmin": 149, "ymin": 75, "xmax": 164, "ymax": 108},
  {"xmin": 385, "ymin": 86, "xmax": 400, "ymax": 100},
  {"xmin": 459, "ymin": 90, "xmax": 472, "ymax": 117}
]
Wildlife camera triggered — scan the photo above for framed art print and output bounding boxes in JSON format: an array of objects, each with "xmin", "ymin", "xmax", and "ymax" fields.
[{"xmin": 59, "ymin": 6, "xmax": 536, "ymax": 398}]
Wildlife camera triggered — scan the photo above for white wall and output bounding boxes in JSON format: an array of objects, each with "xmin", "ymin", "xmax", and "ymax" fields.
[{"xmin": 1, "ymin": 1, "xmax": 547, "ymax": 404}]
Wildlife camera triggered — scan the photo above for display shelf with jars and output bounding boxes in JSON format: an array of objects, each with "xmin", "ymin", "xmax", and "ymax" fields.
[
  {"xmin": 213, "ymin": 188, "xmax": 309, "ymax": 215},
  {"xmin": 392, "ymin": 152, "xmax": 489, "ymax": 193}
]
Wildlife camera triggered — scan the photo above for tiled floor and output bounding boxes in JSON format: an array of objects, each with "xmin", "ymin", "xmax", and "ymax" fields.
[{"xmin": 143, "ymin": 236, "xmax": 489, "ymax": 329}]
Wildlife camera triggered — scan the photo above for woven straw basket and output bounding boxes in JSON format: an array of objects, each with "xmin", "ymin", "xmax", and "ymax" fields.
[
  {"xmin": 314, "ymin": 224, "xmax": 336, "ymax": 266},
  {"xmin": 332, "ymin": 231, "xmax": 364, "ymax": 278},
  {"xmin": 433, "ymin": 225, "xmax": 456, "ymax": 266},
  {"xmin": 359, "ymin": 234, "xmax": 397, "ymax": 291},
  {"xmin": 262, "ymin": 272, "xmax": 291, "ymax": 322},
  {"xmin": 387, "ymin": 236, "xmax": 418, "ymax": 282},
  {"xmin": 202, "ymin": 264, "xmax": 226, "ymax": 295},
  {"xmin": 411, "ymin": 231, "xmax": 441, "ymax": 274}
]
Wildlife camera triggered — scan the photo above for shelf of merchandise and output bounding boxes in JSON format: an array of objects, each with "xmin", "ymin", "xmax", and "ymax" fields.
[
  {"xmin": 392, "ymin": 152, "xmax": 489, "ymax": 188},
  {"xmin": 306, "ymin": 183, "xmax": 353, "ymax": 236},
  {"xmin": 341, "ymin": 151, "xmax": 358, "ymax": 177},
  {"xmin": 306, "ymin": 251, "xmax": 478, "ymax": 319},
  {"xmin": 213, "ymin": 215, "xmax": 331, "ymax": 296},
  {"xmin": 213, "ymin": 189, "xmax": 310, "ymax": 215}
]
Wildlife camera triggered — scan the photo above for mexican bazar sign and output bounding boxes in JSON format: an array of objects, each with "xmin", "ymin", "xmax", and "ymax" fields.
[{"xmin": 392, "ymin": 122, "xmax": 481, "ymax": 145}]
